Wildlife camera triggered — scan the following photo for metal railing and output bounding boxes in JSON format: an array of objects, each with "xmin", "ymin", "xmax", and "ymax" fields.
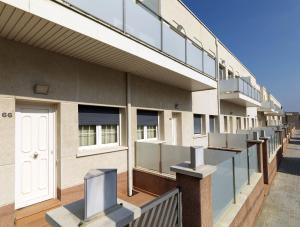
[
  {"xmin": 267, "ymin": 131, "xmax": 281, "ymax": 160},
  {"xmin": 211, "ymin": 144, "xmax": 259, "ymax": 224},
  {"xmin": 130, "ymin": 188, "xmax": 182, "ymax": 227},
  {"xmin": 57, "ymin": 0, "xmax": 217, "ymax": 79},
  {"xmin": 220, "ymin": 77, "xmax": 261, "ymax": 102},
  {"xmin": 237, "ymin": 126, "xmax": 282, "ymax": 162},
  {"xmin": 135, "ymin": 140, "xmax": 259, "ymax": 224}
]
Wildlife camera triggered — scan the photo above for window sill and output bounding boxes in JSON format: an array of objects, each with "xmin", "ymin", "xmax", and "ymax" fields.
[
  {"xmin": 77, "ymin": 146, "xmax": 128, "ymax": 158},
  {"xmin": 193, "ymin": 134, "xmax": 207, "ymax": 139}
]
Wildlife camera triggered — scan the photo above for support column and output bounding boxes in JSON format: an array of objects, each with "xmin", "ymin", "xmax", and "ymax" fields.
[
  {"xmin": 171, "ymin": 162, "xmax": 216, "ymax": 227},
  {"xmin": 126, "ymin": 73, "xmax": 133, "ymax": 196},
  {"xmin": 260, "ymin": 136, "xmax": 270, "ymax": 185}
]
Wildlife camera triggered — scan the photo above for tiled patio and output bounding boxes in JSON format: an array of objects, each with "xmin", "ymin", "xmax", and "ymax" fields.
[
  {"xmin": 15, "ymin": 173, "xmax": 156, "ymax": 227},
  {"xmin": 255, "ymin": 131, "xmax": 300, "ymax": 227}
]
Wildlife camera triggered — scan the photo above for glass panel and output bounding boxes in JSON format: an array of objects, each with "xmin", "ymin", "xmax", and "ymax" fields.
[
  {"xmin": 238, "ymin": 78, "xmax": 243, "ymax": 93},
  {"xmin": 212, "ymin": 158, "xmax": 234, "ymax": 224},
  {"xmin": 234, "ymin": 150, "xmax": 248, "ymax": 195},
  {"xmin": 125, "ymin": 0, "xmax": 161, "ymax": 49},
  {"xmin": 79, "ymin": 125, "xmax": 96, "ymax": 146},
  {"xmin": 187, "ymin": 40, "xmax": 203, "ymax": 71},
  {"xmin": 138, "ymin": 0, "xmax": 159, "ymax": 14},
  {"xmin": 203, "ymin": 52, "xmax": 216, "ymax": 78},
  {"xmin": 249, "ymin": 145, "xmax": 259, "ymax": 179},
  {"xmin": 101, "ymin": 125, "xmax": 118, "ymax": 144},
  {"xmin": 137, "ymin": 125, "xmax": 144, "ymax": 140},
  {"xmin": 162, "ymin": 21, "xmax": 186, "ymax": 62},
  {"xmin": 147, "ymin": 125, "xmax": 157, "ymax": 139},
  {"xmin": 65, "ymin": 0, "xmax": 124, "ymax": 30},
  {"xmin": 135, "ymin": 142, "xmax": 160, "ymax": 171},
  {"xmin": 161, "ymin": 144, "xmax": 190, "ymax": 175}
]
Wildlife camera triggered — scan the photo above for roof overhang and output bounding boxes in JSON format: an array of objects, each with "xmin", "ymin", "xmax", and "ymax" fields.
[
  {"xmin": 220, "ymin": 92, "xmax": 261, "ymax": 107},
  {"xmin": 0, "ymin": 0, "xmax": 217, "ymax": 91}
]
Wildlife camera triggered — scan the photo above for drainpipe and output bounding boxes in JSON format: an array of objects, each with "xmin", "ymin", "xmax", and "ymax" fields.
[
  {"xmin": 126, "ymin": 73, "xmax": 133, "ymax": 196},
  {"xmin": 215, "ymin": 38, "xmax": 221, "ymax": 133}
]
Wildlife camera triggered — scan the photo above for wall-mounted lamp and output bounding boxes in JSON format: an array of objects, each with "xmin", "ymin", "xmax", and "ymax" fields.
[{"xmin": 34, "ymin": 84, "xmax": 49, "ymax": 95}]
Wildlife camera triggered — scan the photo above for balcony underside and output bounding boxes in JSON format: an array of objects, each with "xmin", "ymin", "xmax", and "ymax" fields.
[
  {"xmin": 220, "ymin": 92, "xmax": 261, "ymax": 107},
  {"xmin": 0, "ymin": 0, "xmax": 217, "ymax": 91}
]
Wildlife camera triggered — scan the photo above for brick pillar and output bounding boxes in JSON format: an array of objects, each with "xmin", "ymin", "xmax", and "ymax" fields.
[
  {"xmin": 171, "ymin": 163, "xmax": 216, "ymax": 227},
  {"xmin": 260, "ymin": 137, "xmax": 270, "ymax": 185}
]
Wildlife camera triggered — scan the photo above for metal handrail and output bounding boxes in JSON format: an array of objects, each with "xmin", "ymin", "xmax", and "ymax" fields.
[{"xmin": 54, "ymin": 0, "xmax": 217, "ymax": 80}]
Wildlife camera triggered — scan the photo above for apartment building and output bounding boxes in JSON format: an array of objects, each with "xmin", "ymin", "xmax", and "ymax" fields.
[
  {"xmin": 0, "ymin": 0, "xmax": 283, "ymax": 225},
  {"xmin": 258, "ymin": 86, "xmax": 283, "ymax": 127},
  {"xmin": 218, "ymin": 42, "xmax": 262, "ymax": 133},
  {"xmin": 0, "ymin": 0, "xmax": 219, "ymax": 221}
]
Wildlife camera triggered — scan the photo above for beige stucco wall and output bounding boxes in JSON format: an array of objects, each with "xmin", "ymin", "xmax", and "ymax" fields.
[
  {"xmin": 0, "ymin": 37, "xmax": 199, "ymax": 197},
  {"xmin": 192, "ymin": 90, "xmax": 218, "ymax": 115},
  {"xmin": 0, "ymin": 96, "xmax": 15, "ymax": 207},
  {"xmin": 220, "ymin": 101, "xmax": 246, "ymax": 116}
]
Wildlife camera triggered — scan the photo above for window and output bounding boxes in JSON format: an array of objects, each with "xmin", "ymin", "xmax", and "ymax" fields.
[
  {"xmin": 137, "ymin": 110, "xmax": 158, "ymax": 140},
  {"xmin": 224, "ymin": 116, "xmax": 228, "ymax": 132},
  {"xmin": 194, "ymin": 114, "xmax": 205, "ymax": 135},
  {"xmin": 219, "ymin": 65, "xmax": 226, "ymax": 80},
  {"xmin": 252, "ymin": 118, "xmax": 255, "ymax": 128},
  {"xmin": 79, "ymin": 125, "xmax": 96, "ymax": 146},
  {"xmin": 78, "ymin": 105, "xmax": 120, "ymax": 147},
  {"xmin": 209, "ymin": 115, "xmax": 216, "ymax": 133}
]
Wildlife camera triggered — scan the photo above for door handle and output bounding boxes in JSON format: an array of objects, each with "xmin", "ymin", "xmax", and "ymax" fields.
[{"xmin": 33, "ymin": 152, "xmax": 39, "ymax": 159}]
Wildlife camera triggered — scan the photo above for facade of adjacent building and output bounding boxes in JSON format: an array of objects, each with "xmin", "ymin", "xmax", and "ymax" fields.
[{"xmin": 0, "ymin": 0, "xmax": 283, "ymax": 223}]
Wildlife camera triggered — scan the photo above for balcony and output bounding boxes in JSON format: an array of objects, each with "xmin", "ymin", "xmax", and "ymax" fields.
[
  {"xmin": 0, "ymin": 0, "xmax": 217, "ymax": 91},
  {"xmin": 259, "ymin": 100, "xmax": 283, "ymax": 116},
  {"xmin": 220, "ymin": 78, "xmax": 261, "ymax": 107}
]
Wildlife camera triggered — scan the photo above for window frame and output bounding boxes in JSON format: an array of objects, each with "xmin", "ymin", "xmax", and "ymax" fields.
[
  {"xmin": 194, "ymin": 114, "xmax": 205, "ymax": 135},
  {"xmin": 137, "ymin": 125, "xmax": 159, "ymax": 141},
  {"xmin": 136, "ymin": 110, "xmax": 159, "ymax": 141},
  {"xmin": 79, "ymin": 107, "xmax": 121, "ymax": 149},
  {"xmin": 79, "ymin": 124, "xmax": 120, "ymax": 148}
]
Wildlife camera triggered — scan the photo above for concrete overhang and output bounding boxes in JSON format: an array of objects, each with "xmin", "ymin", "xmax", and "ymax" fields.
[
  {"xmin": 0, "ymin": 0, "xmax": 217, "ymax": 91},
  {"xmin": 220, "ymin": 92, "xmax": 261, "ymax": 107}
]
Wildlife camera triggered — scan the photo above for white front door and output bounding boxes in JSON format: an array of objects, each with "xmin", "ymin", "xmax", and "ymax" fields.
[{"xmin": 15, "ymin": 105, "xmax": 55, "ymax": 209}]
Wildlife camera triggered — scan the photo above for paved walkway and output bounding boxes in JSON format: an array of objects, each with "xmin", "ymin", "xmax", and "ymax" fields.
[{"xmin": 255, "ymin": 131, "xmax": 300, "ymax": 227}]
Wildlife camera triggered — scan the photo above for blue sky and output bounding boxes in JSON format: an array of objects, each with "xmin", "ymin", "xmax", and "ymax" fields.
[{"xmin": 182, "ymin": 0, "xmax": 300, "ymax": 111}]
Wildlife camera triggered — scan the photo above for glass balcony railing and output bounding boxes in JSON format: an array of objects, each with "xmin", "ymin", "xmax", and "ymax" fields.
[
  {"xmin": 220, "ymin": 78, "xmax": 261, "ymax": 102},
  {"xmin": 59, "ymin": 0, "xmax": 216, "ymax": 79}
]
